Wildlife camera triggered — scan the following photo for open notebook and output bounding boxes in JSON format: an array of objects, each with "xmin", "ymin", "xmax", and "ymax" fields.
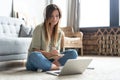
[{"xmin": 46, "ymin": 59, "xmax": 92, "ymax": 76}]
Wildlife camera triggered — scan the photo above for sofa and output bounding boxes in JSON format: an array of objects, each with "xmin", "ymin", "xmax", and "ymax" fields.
[{"xmin": 0, "ymin": 16, "xmax": 33, "ymax": 61}]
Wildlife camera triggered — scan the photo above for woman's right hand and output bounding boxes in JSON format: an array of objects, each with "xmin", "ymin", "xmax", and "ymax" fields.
[
  {"xmin": 51, "ymin": 49, "xmax": 59, "ymax": 56},
  {"xmin": 41, "ymin": 51, "xmax": 61, "ymax": 59},
  {"xmin": 35, "ymin": 49, "xmax": 63, "ymax": 59},
  {"xmin": 33, "ymin": 48, "xmax": 54, "ymax": 59},
  {"xmin": 41, "ymin": 51, "xmax": 53, "ymax": 59}
]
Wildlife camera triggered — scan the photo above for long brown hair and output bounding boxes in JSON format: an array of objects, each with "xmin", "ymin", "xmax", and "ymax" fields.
[{"xmin": 44, "ymin": 4, "xmax": 62, "ymax": 47}]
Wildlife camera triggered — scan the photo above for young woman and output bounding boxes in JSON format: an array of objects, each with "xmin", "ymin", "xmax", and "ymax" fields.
[{"xmin": 26, "ymin": 4, "xmax": 78, "ymax": 71}]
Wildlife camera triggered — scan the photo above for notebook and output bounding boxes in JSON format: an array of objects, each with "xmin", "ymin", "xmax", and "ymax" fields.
[{"xmin": 46, "ymin": 59, "xmax": 92, "ymax": 76}]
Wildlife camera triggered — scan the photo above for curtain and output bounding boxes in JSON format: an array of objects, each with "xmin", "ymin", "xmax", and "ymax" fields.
[
  {"xmin": 11, "ymin": 0, "xmax": 16, "ymax": 17},
  {"xmin": 67, "ymin": 0, "xmax": 80, "ymax": 32}
]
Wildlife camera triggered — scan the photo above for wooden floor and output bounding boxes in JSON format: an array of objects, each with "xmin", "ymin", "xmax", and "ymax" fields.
[{"xmin": 0, "ymin": 56, "xmax": 120, "ymax": 80}]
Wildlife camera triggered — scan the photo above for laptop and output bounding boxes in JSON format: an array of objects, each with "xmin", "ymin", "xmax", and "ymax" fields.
[{"xmin": 46, "ymin": 59, "xmax": 92, "ymax": 76}]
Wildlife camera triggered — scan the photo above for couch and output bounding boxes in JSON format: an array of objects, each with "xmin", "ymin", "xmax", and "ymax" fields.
[{"xmin": 0, "ymin": 16, "xmax": 33, "ymax": 61}]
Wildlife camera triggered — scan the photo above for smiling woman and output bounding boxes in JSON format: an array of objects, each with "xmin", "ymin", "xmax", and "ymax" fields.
[{"xmin": 26, "ymin": 4, "xmax": 78, "ymax": 72}]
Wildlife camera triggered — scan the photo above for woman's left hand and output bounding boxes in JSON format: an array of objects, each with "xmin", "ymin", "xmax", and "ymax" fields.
[{"xmin": 51, "ymin": 50, "xmax": 59, "ymax": 56}]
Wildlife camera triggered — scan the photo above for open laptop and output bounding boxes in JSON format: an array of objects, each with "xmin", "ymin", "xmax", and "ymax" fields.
[{"xmin": 46, "ymin": 59, "xmax": 92, "ymax": 76}]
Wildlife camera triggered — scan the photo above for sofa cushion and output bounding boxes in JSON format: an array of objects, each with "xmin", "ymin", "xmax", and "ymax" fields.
[
  {"xmin": 0, "ymin": 54, "xmax": 27, "ymax": 61},
  {"xmin": 0, "ymin": 16, "xmax": 25, "ymax": 37},
  {"xmin": 0, "ymin": 37, "xmax": 32, "ymax": 55}
]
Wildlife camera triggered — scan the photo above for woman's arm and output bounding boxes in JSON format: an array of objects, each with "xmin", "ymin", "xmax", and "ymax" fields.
[
  {"xmin": 32, "ymin": 48, "xmax": 52, "ymax": 58},
  {"xmin": 32, "ymin": 48, "xmax": 59, "ymax": 59}
]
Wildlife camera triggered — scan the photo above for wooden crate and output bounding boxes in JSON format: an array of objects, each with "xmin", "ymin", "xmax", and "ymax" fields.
[
  {"xmin": 83, "ymin": 28, "xmax": 120, "ymax": 56},
  {"xmin": 83, "ymin": 33, "xmax": 98, "ymax": 55}
]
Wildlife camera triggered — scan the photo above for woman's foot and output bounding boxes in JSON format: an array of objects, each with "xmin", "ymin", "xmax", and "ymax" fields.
[{"xmin": 51, "ymin": 63, "xmax": 59, "ymax": 70}]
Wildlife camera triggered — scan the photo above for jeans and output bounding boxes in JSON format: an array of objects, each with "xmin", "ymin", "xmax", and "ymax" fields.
[{"xmin": 26, "ymin": 49, "xmax": 78, "ymax": 71}]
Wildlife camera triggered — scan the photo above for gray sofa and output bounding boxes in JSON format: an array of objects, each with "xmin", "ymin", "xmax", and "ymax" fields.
[{"xmin": 0, "ymin": 16, "xmax": 33, "ymax": 61}]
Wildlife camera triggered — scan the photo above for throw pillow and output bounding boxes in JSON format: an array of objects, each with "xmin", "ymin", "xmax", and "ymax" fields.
[{"xmin": 19, "ymin": 24, "xmax": 33, "ymax": 37}]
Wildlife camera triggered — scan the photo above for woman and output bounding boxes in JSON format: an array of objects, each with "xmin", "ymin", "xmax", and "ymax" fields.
[{"xmin": 26, "ymin": 4, "xmax": 78, "ymax": 71}]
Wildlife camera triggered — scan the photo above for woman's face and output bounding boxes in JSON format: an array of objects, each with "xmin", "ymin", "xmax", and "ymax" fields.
[{"xmin": 49, "ymin": 10, "xmax": 60, "ymax": 26}]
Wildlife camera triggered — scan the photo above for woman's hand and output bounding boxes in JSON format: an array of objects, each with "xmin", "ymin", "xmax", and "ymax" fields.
[
  {"xmin": 40, "ymin": 51, "xmax": 52, "ymax": 59},
  {"xmin": 41, "ymin": 50, "xmax": 63, "ymax": 59},
  {"xmin": 33, "ymin": 48, "xmax": 64, "ymax": 59},
  {"xmin": 50, "ymin": 50, "xmax": 64, "ymax": 60},
  {"xmin": 51, "ymin": 49, "xmax": 59, "ymax": 56}
]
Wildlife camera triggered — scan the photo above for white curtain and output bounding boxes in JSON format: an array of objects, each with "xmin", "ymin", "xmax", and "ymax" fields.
[{"xmin": 67, "ymin": 0, "xmax": 80, "ymax": 32}]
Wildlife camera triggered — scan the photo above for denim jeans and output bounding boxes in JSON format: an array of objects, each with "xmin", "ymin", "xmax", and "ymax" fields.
[{"xmin": 26, "ymin": 49, "xmax": 78, "ymax": 71}]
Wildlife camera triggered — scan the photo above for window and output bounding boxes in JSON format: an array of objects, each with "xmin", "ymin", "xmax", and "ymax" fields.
[{"xmin": 79, "ymin": 0, "xmax": 110, "ymax": 27}]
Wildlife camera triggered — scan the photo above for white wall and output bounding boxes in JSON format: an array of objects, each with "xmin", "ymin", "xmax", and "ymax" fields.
[
  {"xmin": 14, "ymin": 0, "xmax": 47, "ymax": 26},
  {"xmin": 0, "ymin": 0, "xmax": 47, "ymax": 26},
  {"xmin": 0, "ymin": 0, "xmax": 12, "ymax": 16},
  {"xmin": 0, "ymin": 0, "xmax": 68, "ymax": 27}
]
